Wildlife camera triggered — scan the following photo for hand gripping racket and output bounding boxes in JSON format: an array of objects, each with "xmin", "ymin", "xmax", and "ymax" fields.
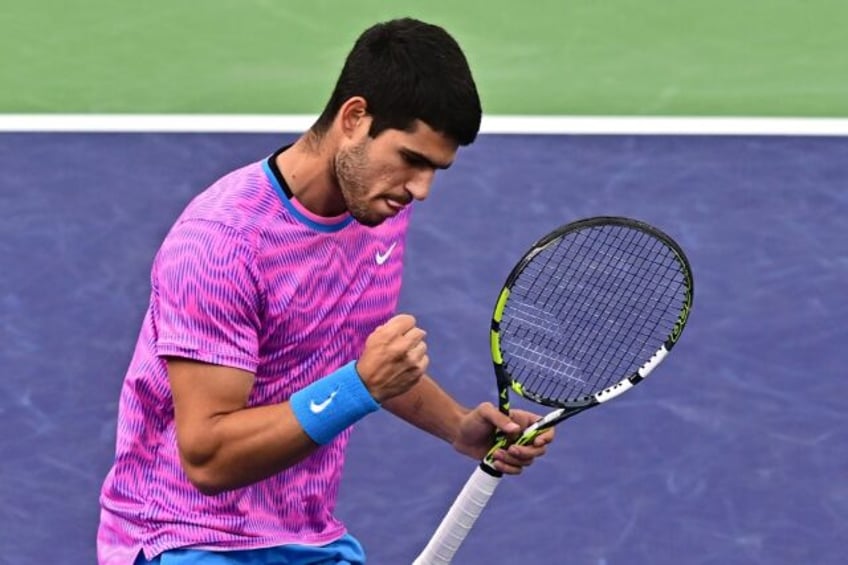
[{"xmin": 413, "ymin": 216, "xmax": 694, "ymax": 564}]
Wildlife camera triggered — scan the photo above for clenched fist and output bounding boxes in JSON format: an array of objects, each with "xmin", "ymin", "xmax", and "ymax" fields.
[{"xmin": 356, "ymin": 314, "xmax": 429, "ymax": 403}]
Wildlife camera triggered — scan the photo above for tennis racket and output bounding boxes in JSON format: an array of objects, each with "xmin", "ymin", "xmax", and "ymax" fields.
[{"xmin": 412, "ymin": 216, "xmax": 694, "ymax": 565}]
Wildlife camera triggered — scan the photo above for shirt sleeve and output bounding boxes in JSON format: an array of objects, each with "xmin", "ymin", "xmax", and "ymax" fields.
[{"xmin": 152, "ymin": 219, "xmax": 263, "ymax": 372}]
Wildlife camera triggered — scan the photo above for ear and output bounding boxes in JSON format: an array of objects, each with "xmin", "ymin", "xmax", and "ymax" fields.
[{"xmin": 337, "ymin": 96, "xmax": 370, "ymax": 138}]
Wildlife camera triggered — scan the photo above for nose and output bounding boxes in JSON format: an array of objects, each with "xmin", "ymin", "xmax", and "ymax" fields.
[{"xmin": 405, "ymin": 169, "xmax": 436, "ymax": 202}]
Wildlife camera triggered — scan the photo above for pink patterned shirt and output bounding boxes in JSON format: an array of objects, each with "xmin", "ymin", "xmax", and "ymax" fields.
[{"xmin": 98, "ymin": 151, "xmax": 410, "ymax": 563}]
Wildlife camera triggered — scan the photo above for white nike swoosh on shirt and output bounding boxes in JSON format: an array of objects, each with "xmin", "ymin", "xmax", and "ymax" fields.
[
  {"xmin": 309, "ymin": 389, "xmax": 339, "ymax": 414},
  {"xmin": 375, "ymin": 242, "xmax": 397, "ymax": 265}
]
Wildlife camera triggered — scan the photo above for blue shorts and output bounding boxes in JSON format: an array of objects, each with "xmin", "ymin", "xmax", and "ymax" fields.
[{"xmin": 134, "ymin": 534, "xmax": 366, "ymax": 564}]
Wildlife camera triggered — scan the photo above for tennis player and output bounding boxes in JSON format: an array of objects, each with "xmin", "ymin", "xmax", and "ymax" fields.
[{"xmin": 97, "ymin": 18, "xmax": 553, "ymax": 564}]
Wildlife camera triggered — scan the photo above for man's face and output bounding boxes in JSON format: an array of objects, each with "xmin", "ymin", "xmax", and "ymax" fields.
[{"xmin": 334, "ymin": 119, "xmax": 458, "ymax": 227}]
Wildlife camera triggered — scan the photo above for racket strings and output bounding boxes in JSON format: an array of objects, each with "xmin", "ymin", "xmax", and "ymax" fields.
[
  {"xmin": 580, "ymin": 228, "xmax": 681, "ymax": 346},
  {"xmin": 576, "ymin": 229, "xmax": 682, "ymax": 383},
  {"xmin": 500, "ymin": 224, "xmax": 687, "ymax": 403}
]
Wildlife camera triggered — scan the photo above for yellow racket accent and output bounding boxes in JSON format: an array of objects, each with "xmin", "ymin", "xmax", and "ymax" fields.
[
  {"xmin": 515, "ymin": 428, "xmax": 544, "ymax": 446},
  {"xmin": 483, "ymin": 435, "xmax": 510, "ymax": 466},
  {"xmin": 492, "ymin": 288, "xmax": 510, "ymax": 322},
  {"xmin": 490, "ymin": 330, "xmax": 503, "ymax": 364}
]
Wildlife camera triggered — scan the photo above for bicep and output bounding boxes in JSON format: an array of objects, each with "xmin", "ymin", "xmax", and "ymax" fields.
[{"xmin": 167, "ymin": 358, "xmax": 254, "ymax": 464}]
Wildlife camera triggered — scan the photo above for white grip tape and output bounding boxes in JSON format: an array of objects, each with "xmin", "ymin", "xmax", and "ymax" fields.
[{"xmin": 412, "ymin": 466, "xmax": 503, "ymax": 565}]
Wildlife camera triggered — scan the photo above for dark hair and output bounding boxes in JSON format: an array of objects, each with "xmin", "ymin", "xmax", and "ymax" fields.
[{"xmin": 312, "ymin": 18, "xmax": 482, "ymax": 146}]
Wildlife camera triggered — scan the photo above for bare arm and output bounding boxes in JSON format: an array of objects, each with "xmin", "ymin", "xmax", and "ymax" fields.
[
  {"xmin": 168, "ymin": 359, "xmax": 318, "ymax": 495},
  {"xmin": 382, "ymin": 374, "xmax": 468, "ymax": 444},
  {"xmin": 169, "ymin": 314, "xmax": 430, "ymax": 495},
  {"xmin": 384, "ymin": 373, "xmax": 555, "ymax": 475}
]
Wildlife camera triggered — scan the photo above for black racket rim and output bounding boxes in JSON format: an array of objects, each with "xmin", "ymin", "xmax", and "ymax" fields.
[{"xmin": 490, "ymin": 216, "xmax": 694, "ymax": 410}]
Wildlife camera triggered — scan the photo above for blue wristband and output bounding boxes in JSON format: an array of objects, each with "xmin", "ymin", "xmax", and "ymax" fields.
[{"xmin": 290, "ymin": 361, "xmax": 380, "ymax": 445}]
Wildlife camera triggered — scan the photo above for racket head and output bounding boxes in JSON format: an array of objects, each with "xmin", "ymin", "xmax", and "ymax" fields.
[{"xmin": 490, "ymin": 216, "xmax": 693, "ymax": 413}]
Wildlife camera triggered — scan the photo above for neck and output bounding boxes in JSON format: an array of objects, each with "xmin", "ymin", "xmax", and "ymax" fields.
[{"xmin": 276, "ymin": 131, "xmax": 347, "ymax": 217}]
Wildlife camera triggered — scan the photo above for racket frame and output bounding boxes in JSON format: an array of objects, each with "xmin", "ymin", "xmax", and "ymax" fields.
[
  {"xmin": 413, "ymin": 216, "xmax": 694, "ymax": 565},
  {"xmin": 483, "ymin": 216, "xmax": 693, "ymax": 467}
]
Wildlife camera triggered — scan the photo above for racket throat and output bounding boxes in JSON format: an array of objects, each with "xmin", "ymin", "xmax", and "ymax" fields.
[
  {"xmin": 483, "ymin": 406, "xmax": 573, "ymax": 473},
  {"xmin": 515, "ymin": 407, "xmax": 568, "ymax": 445}
]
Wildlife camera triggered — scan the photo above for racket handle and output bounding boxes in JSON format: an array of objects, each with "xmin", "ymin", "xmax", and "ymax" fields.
[{"xmin": 412, "ymin": 465, "xmax": 503, "ymax": 565}]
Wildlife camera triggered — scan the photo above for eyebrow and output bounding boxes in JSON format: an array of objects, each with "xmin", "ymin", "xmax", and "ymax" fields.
[{"xmin": 401, "ymin": 148, "xmax": 453, "ymax": 170}]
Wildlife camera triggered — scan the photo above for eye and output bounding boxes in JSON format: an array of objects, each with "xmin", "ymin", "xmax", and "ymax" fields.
[{"xmin": 401, "ymin": 151, "xmax": 430, "ymax": 169}]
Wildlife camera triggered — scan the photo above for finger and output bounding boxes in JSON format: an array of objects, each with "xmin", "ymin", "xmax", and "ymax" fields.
[
  {"xmin": 490, "ymin": 445, "xmax": 544, "ymax": 475},
  {"xmin": 394, "ymin": 330, "xmax": 426, "ymax": 359},
  {"xmin": 506, "ymin": 442, "xmax": 547, "ymax": 461},
  {"xmin": 494, "ymin": 462, "xmax": 523, "ymax": 476},
  {"xmin": 408, "ymin": 340, "xmax": 428, "ymax": 362},
  {"xmin": 401, "ymin": 327, "xmax": 427, "ymax": 344},
  {"xmin": 477, "ymin": 402, "xmax": 521, "ymax": 435},
  {"xmin": 409, "ymin": 358, "xmax": 429, "ymax": 380},
  {"xmin": 532, "ymin": 427, "xmax": 555, "ymax": 447},
  {"xmin": 490, "ymin": 450, "xmax": 528, "ymax": 475},
  {"xmin": 474, "ymin": 402, "xmax": 522, "ymax": 439},
  {"xmin": 382, "ymin": 314, "xmax": 417, "ymax": 336}
]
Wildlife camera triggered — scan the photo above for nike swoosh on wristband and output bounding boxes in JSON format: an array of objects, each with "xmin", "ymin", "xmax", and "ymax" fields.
[
  {"xmin": 309, "ymin": 389, "xmax": 340, "ymax": 414},
  {"xmin": 376, "ymin": 242, "xmax": 397, "ymax": 265}
]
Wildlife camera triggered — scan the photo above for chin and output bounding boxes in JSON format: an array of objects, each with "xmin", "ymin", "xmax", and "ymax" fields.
[{"xmin": 350, "ymin": 211, "xmax": 386, "ymax": 228}]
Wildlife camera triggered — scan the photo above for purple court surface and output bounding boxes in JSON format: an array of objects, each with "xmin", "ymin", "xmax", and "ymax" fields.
[{"xmin": 1, "ymin": 132, "xmax": 845, "ymax": 564}]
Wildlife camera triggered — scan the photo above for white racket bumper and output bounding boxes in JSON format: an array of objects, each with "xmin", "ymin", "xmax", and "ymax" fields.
[
  {"xmin": 638, "ymin": 345, "xmax": 669, "ymax": 378},
  {"xmin": 596, "ymin": 346, "xmax": 669, "ymax": 403}
]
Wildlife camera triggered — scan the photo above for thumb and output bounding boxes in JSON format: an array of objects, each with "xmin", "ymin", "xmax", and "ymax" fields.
[{"xmin": 478, "ymin": 402, "xmax": 520, "ymax": 435}]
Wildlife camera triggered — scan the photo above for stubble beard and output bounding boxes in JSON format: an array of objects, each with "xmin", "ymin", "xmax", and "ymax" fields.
[{"xmin": 334, "ymin": 140, "xmax": 384, "ymax": 228}]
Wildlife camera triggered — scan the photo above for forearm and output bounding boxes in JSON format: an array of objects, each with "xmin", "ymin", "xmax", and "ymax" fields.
[
  {"xmin": 176, "ymin": 361, "xmax": 378, "ymax": 495},
  {"xmin": 383, "ymin": 374, "xmax": 469, "ymax": 444}
]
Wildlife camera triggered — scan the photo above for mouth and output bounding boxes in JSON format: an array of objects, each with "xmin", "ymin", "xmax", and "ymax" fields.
[{"xmin": 384, "ymin": 197, "xmax": 409, "ymax": 213}]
